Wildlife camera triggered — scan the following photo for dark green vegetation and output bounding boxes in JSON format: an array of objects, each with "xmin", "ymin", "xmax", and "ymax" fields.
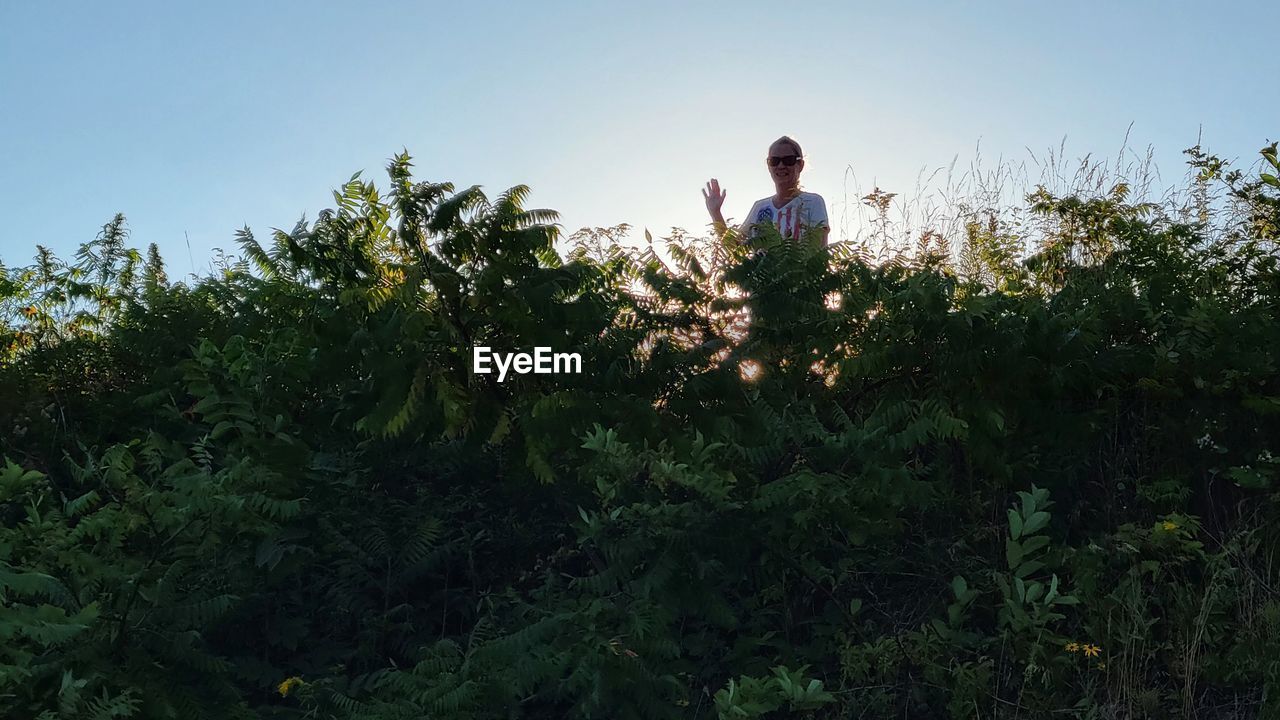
[{"xmin": 2, "ymin": 145, "xmax": 1278, "ymax": 719}]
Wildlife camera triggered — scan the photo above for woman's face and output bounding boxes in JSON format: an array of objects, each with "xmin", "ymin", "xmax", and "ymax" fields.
[{"xmin": 766, "ymin": 141, "xmax": 803, "ymax": 186}]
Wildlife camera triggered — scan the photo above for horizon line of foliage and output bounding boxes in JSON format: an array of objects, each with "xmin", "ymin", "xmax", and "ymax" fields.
[{"xmin": 1, "ymin": 142, "xmax": 1278, "ymax": 719}]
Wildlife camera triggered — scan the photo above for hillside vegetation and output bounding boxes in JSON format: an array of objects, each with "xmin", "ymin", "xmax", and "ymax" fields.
[{"xmin": 1, "ymin": 145, "xmax": 1278, "ymax": 719}]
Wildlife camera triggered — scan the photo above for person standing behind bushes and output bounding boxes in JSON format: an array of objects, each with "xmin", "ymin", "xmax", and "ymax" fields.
[{"xmin": 703, "ymin": 135, "xmax": 831, "ymax": 251}]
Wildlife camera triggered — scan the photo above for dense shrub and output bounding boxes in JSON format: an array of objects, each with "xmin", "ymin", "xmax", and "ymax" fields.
[{"xmin": 1, "ymin": 145, "xmax": 1278, "ymax": 719}]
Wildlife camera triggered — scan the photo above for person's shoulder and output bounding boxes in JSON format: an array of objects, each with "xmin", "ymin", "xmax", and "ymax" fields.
[
  {"xmin": 800, "ymin": 191, "xmax": 828, "ymax": 215},
  {"xmin": 799, "ymin": 191, "xmax": 828, "ymax": 225}
]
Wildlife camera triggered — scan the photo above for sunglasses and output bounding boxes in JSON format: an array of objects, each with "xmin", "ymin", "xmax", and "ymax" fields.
[{"xmin": 767, "ymin": 155, "xmax": 800, "ymax": 167}]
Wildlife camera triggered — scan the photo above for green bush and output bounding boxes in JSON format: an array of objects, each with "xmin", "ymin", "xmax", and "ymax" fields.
[{"xmin": 1, "ymin": 145, "xmax": 1278, "ymax": 719}]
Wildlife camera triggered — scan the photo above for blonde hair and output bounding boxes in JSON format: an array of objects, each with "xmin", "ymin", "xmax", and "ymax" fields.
[{"xmin": 771, "ymin": 135, "xmax": 804, "ymax": 158}]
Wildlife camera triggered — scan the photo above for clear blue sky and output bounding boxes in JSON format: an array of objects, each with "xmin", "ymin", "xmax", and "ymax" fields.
[{"xmin": 2, "ymin": 1, "xmax": 1276, "ymax": 275}]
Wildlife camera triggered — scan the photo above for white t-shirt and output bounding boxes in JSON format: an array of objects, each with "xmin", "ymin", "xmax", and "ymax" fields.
[{"xmin": 738, "ymin": 191, "xmax": 829, "ymax": 244}]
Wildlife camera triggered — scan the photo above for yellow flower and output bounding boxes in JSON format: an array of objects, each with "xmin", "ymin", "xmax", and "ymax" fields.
[
  {"xmin": 1083, "ymin": 644, "xmax": 1102, "ymax": 658},
  {"xmin": 1065, "ymin": 642, "xmax": 1080, "ymax": 653},
  {"xmin": 1161, "ymin": 521, "xmax": 1178, "ymax": 532},
  {"xmin": 1096, "ymin": 662, "xmax": 1107, "ymax": 670},
  {"xmin": 277, "ymin": 676, "xmax": 304, "ymax": 697}
]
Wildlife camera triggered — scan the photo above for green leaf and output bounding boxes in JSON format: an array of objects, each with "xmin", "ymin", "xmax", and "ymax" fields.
[
  {"xmin": 1006, "ymin": 539, "xmax": 1024, "ymax": 569},
  {"xmin": 1025, "ymin": 580, "xmax": 1044, "ymax": 604},
  {"xmin": 64, "ymin": 490, "xmax": 100, "ymax": 517},
  {"xmin": 1228, "ymin": 466, "xmax": 1269, "ymax": 490},
  {"xmin": 1014, "ymin": 560, "xmax": 1045, "ymax": 579},
  {"xmin": 1019, "ymin": 490, "xmax": 1036, "ymax": 519},
  {"xmin": 1020, "ymin": 535, "xmax": 1050, "ymax": 555},
  {"xmin": 488, "ymin": 412, "xmax": 511, "ymax": 445},
  {"xmin": 1022, "ymin": 510, "xmax": 1051, "ymax": 536},
  {"xmin": 210, "ymin": 420, "xmax": 237, "ymax": 439}
]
